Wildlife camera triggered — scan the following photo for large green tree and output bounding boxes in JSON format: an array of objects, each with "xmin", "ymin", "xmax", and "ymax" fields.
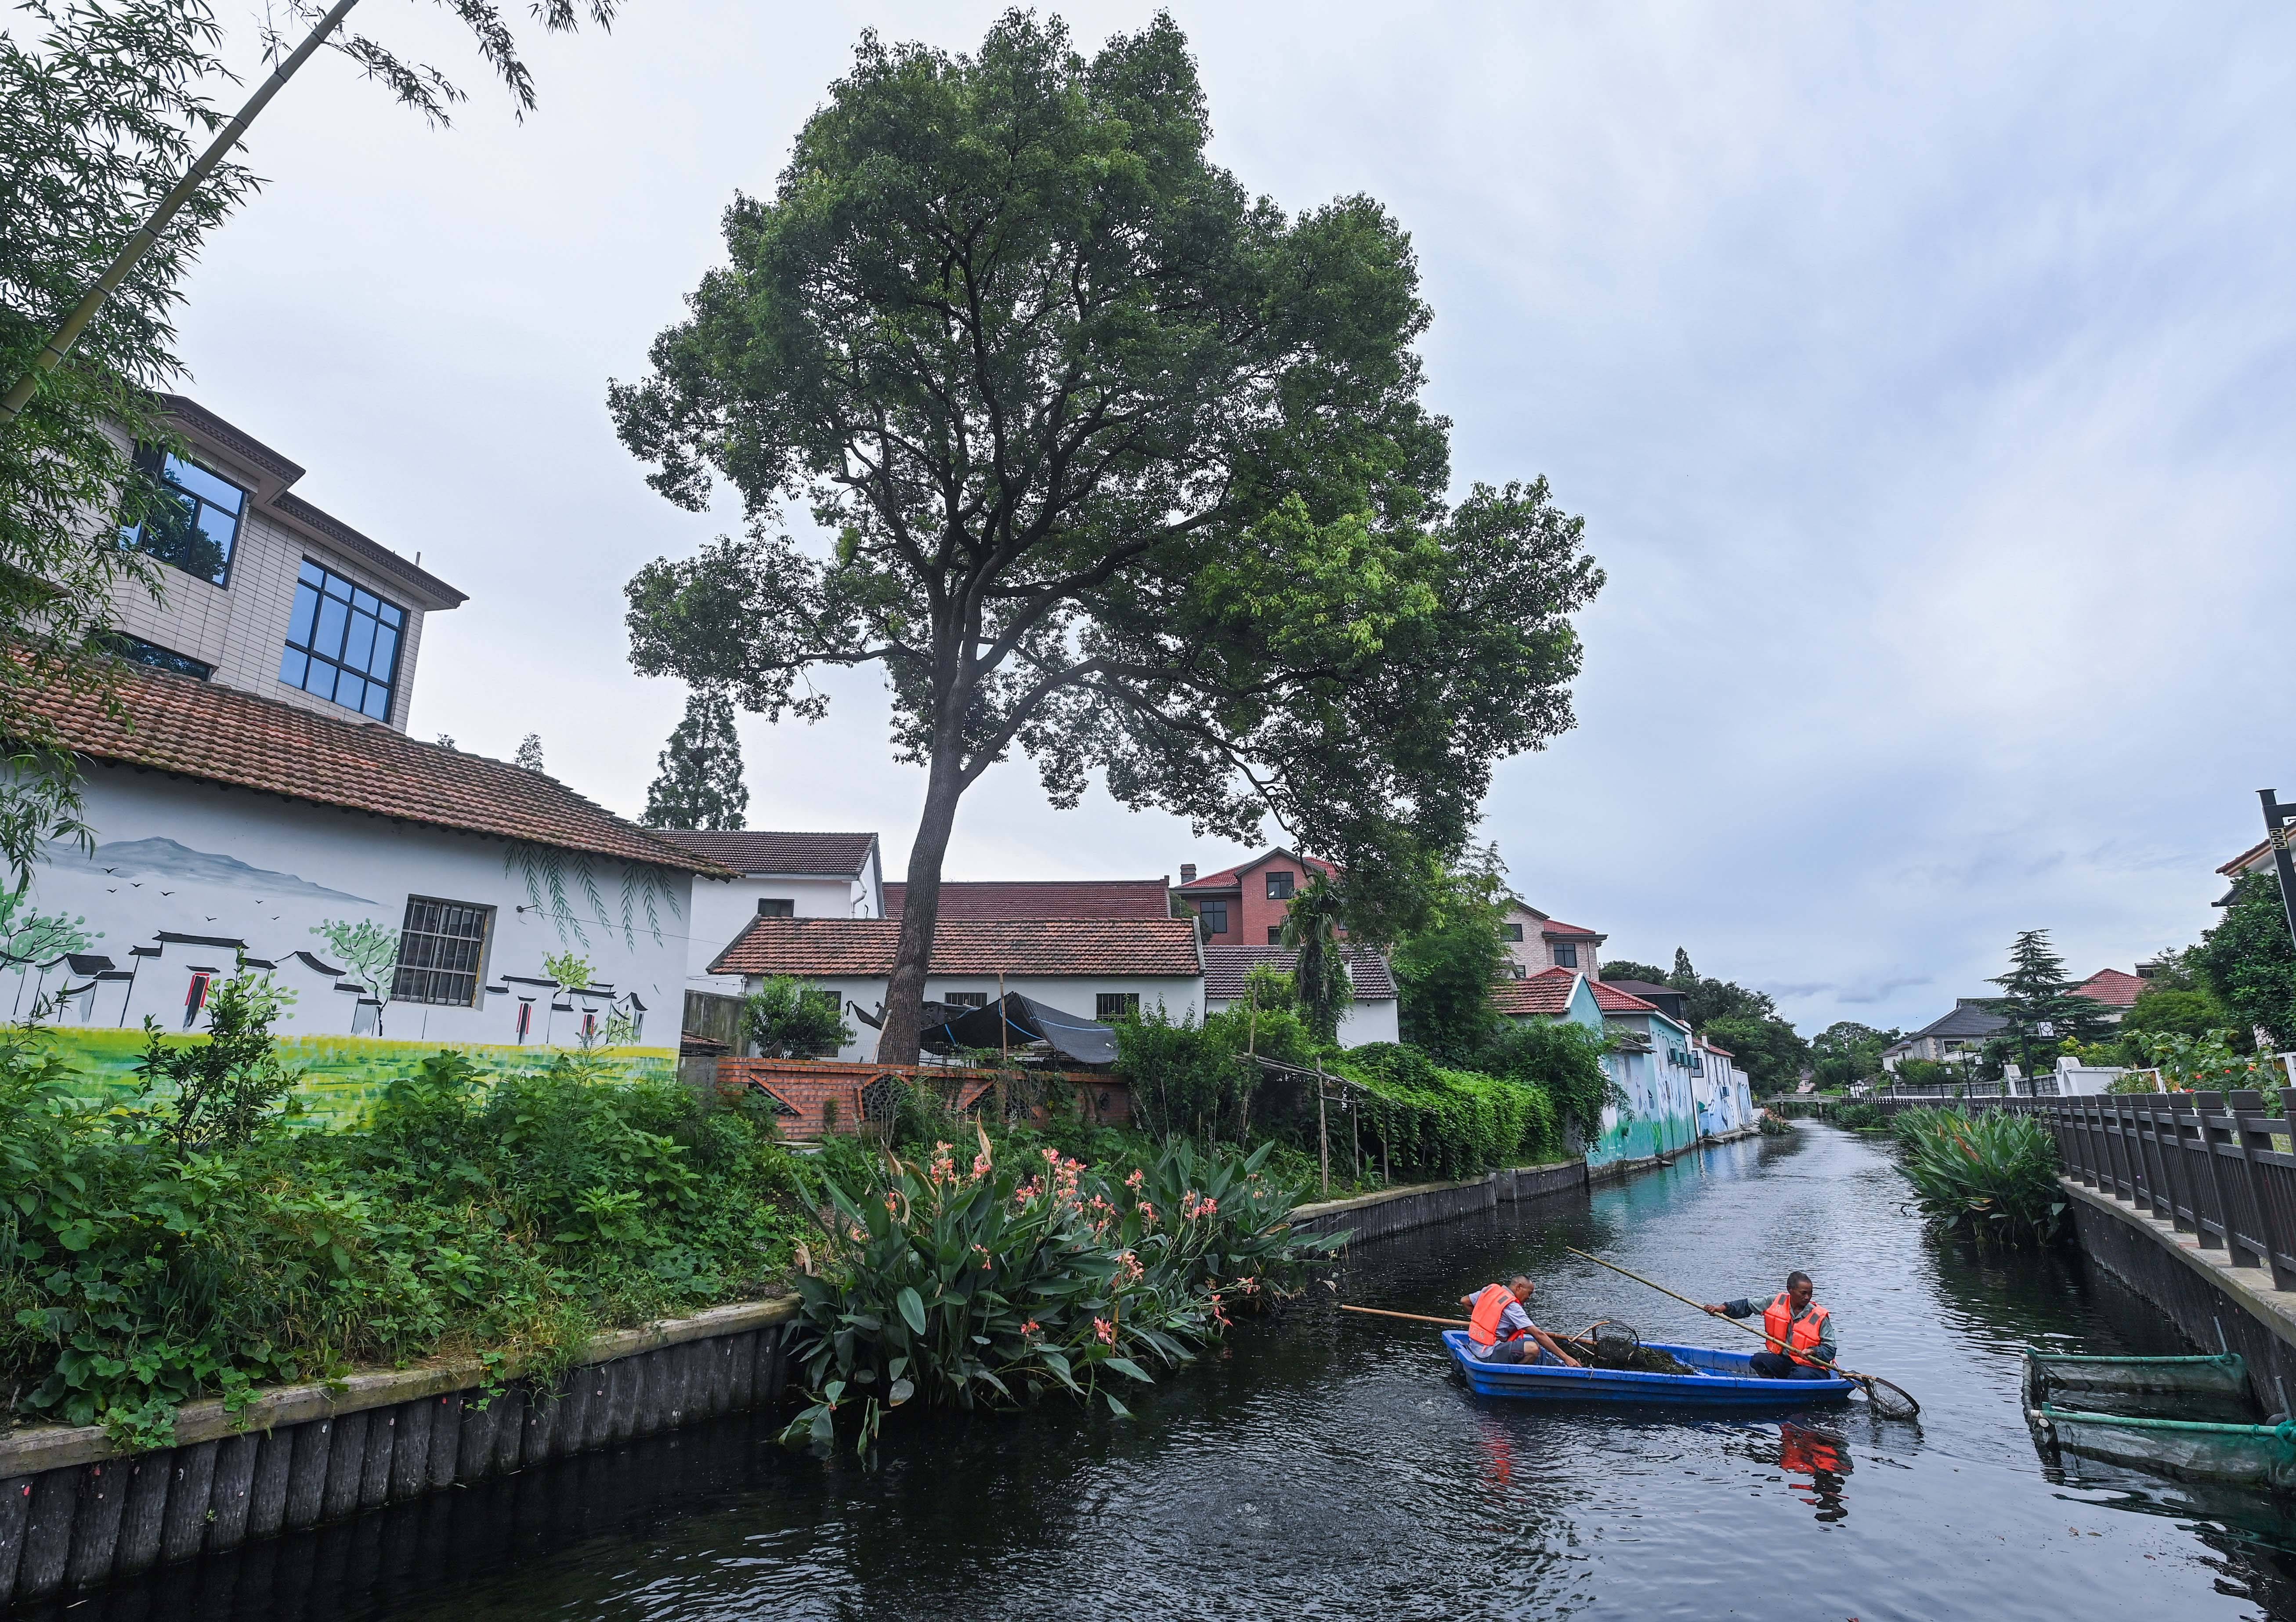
[
  {"xmin": 1986, "ymin": 928, "xmax": 2110, "ymax": 1079},
  {"xmin": 644, "ymin": 688, "xmax": 748, "ymax": 830},
  {"xmin": 1391, "ymin": 854, "xmax": 1511, "ymax": 1061},
  {"xmin": 2194, "ymin": 874, "xmax": 2296, "ymax": 1050},
  {"xmin": 2, "ymin": 0, "xmax": 621, "ymax": 888},
  {"xmin": 610, "ymin": 16, "xmax": 1604, "ymax": 1064},
  {"xmin": 1809, "ymin": 1020, "xmax": 1900, "ymax": 1090}
]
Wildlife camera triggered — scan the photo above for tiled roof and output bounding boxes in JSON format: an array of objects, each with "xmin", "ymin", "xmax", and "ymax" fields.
[
  {"xmin": 1700, "ymin": 1040, "xmax": 1736, "ymax": 1057},
  {"xmin": 1589, "ymin": 979, "xmax": 1663, "ymax": 1014},
  {"xmin": 1174, "ymin": 847, "xmax": 1340, "ymax": 894},
  {"xmin": 2074, "ymin": 968, "xmax": 2144, "ymax": 1008},
  {"xmin": 648, "ymin": 830, "xmax": 877, "ymax": 877},
  {"xmin": 1492, "ymin": 967, "xmax": 1584, "ymax": 1016},
  {"xmin": 884, "ymin": 879, "xmax": 1172, "ymax": 920},
  {"xmin": 1201, "ymin": 943, "xmax": 1397, "ymax": 1000},
  {"xmin": 31, "ymin": 662, "xmax": 728, "ymax": 874},
  {"xmin": 1540, "ymin": 919, "xmax": 1604, "ymax": 939},
  {"xmin": 1602, "ymin": 979, "xmax": 1678, "ymax": 1001},
  {"xmin": 2219, "ymin": 838, "xmax": 2275, "ymax": 877},
  {"xmin": 711, "ymin": 916, "xmax": 1203, "ymax": 978},
  {"xmin": 1908, "ymin": 1003, "xmax": 2008, "ymax": 1040}
]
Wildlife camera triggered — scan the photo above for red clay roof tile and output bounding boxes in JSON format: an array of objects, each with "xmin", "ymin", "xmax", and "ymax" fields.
[
  {"xmin": 30, "ymin": 662, "xmax": 726, "ymax": 875},
  {"xmin": 1173, "ymin": 847, "xmax": 1340, "ymax": 894},
  {"xmin": 711, "ymin": 916, "xmax": 1203, "ymax": 978},
  {"xmin": 1492, "ymin": 967, "xmax": 1584, "ymax": 1016},
  {"xmin": 883, "ymin": 879, "xmax": 1173, "ymax": 920},
  {"xmin": 2074, "ymin": 968, "xmax": 2144, "ymax": 1008}
]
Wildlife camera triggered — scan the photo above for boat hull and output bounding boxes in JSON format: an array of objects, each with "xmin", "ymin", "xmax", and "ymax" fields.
[{"xmin": 1441, "ymin": 1330, "xmax": 1857, "ymax": 1405}]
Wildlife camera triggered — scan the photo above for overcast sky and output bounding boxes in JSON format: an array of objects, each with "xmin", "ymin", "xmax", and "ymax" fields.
[{"xmin": 152, "ymin": 0, "xmax": 2296, "ymax": 1036}]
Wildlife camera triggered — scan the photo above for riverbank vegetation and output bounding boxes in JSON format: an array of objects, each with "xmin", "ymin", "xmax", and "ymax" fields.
[
  {"xmin": 1891, "ymin": 1106, "xmax": 2065, "ymax": 1245},
  {"xmin": 1, "ymin": 975, "xmax": 810, "ymax": 1446},
  {"xmin": 780, "ymin": 1134, "xmax": 1339, "ymax": 1454}
]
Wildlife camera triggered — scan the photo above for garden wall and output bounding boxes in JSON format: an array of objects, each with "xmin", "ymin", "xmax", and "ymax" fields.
[
  {"xmin": 0, "ymin": 1300, "xmax": 797, "ymax": 1609},
  {"xmin": 1288, "ymin": 1159, "xmax": 1589, "ymax": 1243},
  {"xmin": 698, "ymin": 1057, "xmax": 1131, "ymax": 1140}
]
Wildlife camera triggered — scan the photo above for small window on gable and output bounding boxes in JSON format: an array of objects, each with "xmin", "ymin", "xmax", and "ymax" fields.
[
  {"xmin": 1554, "ymin": 943, "xmax": 1578, "ymax": 968},
  {"xmin": 1096, "ymin": 992, "xmax": 1140, "ymax": 1022},
  {"xmin": 756, "ymin": 897, "xmax": 795, "ymax": 918},
  {"xmin": 1266, "ymin": 870, "xmax": 1295, "ymax": 900},
  {"xmin": 394, "ymin": 896, "xmax": 493, "ymax": 1007},
  {"xmin": 1501, "ymin": 922, "xmax": 1524, "ymax": 941}
]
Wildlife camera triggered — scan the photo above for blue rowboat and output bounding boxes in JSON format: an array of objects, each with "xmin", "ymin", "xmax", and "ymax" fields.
[{"xmin": 1441, "ymin": 1330, "xmax": 1858, "ymax": 1405}]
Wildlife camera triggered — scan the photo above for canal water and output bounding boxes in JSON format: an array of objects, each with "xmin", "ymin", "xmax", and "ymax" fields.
[{"xmin": 45, "ymin": 1123, "xmax": 2296, "ymax": 1621}]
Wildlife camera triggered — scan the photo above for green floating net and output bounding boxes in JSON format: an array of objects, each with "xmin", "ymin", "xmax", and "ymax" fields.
[
  {"xmin": 2035, "ymin": 1407, "xmax": 2296, "ymax": 1492},
  {"xmin": 2025, "ymin": 1350, "xmax": 2249, "ymax": 1401}
]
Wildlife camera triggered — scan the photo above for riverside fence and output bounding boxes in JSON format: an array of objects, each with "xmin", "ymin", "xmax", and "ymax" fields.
[{"xmin": 1878, "ymin": 1089, "xmax": 2296, "ymax": 1293}]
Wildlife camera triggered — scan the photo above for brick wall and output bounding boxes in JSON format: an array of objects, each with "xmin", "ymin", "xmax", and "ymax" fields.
[{"xmin": 705, "ymin": 1057, "xmax": 1131, "ymax": 1140}]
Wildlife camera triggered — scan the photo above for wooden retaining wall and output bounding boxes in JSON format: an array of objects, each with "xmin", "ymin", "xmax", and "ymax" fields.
[
  {"xmin": 1288, "ymin": 1159, "xmax": 1590, "ymax": 1242},
  {"xmin": 0, "ymin": 1300, "xmax": 798, "ymax": 1610}
]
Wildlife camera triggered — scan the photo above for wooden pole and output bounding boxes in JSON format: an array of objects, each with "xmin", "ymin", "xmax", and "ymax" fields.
[
  {"xmin": 1316, "ymin": 1059, "xmax": 1330, "ymax": 1196},
  {"xmin": 1339, "ymin": 1304, "xmax": 1468, "ymax": 1329}
]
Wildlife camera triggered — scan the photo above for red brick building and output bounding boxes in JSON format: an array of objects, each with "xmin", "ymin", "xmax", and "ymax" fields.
[{"xmin": 1172, "ymin": 847, "xmax": 1341, "ymax": 946}]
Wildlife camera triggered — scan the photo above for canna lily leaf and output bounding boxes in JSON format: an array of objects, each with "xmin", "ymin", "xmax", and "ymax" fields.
[
  {"xmin": 897, "ymin": 1287, "xmax": 927, "ymax": 1335},
  {"xmin": 888, "ymin": 1377, "xmax": 915, "ymax": 1406}
]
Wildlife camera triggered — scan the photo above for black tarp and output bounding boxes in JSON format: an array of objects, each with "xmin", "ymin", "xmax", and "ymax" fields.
[{"xmin": 920, "ymin": 992, "xmax": 1118, "ymax": 1066}]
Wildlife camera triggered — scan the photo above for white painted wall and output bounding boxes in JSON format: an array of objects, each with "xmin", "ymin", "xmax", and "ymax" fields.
[
  {"xmin": 688, "ymin": 874, "xmax": 869, "ymax": 994},
  {"xmin": 24, "ymin": 764, "xmax": 691, "ymax": 1048},
  {"xmin": 745, "ymin": 972, "xmax": 1202, "ymax": 1062},
  {"xmin": 1202, "ymin": 994, "xmax": 1399, "ymax": 1048}
]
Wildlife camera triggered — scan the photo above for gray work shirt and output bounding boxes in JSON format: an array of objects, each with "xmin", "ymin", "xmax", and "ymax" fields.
[{"xmin": 1721, "ymin": 1290, "xmax": 1838, "ymax": 1361}]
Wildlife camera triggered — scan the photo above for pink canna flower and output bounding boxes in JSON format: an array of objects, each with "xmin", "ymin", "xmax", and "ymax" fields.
[{"xmin": 1093, "ymin": 1317, "xmax": 1117, "ymax": 1345}]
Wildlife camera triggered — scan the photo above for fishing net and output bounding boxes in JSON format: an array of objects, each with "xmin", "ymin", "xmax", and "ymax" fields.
[
  {"xmin": 2024, "ymin": 1350, "xmax": 2249, "ymax": 1402},
  {"xmin": 1858, "ymin": 1376, "xmax": 1921, "ymax": 1421},
  {"xmin": 1573, "ymin": 1321, "xmax": 1694, "ymax": 1376},
  {"xmin": 2035, "ymin": 1407, "xmax": 2296, "ymax": 1490}
]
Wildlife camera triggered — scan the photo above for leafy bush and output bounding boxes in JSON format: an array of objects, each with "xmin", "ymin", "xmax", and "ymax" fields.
[
  {"xmin": 1833, "ymin": 1101, "xmax": 1883, "ymax": 1131},
  {"xmin": 780, "ymin": 1134, "xmax": 1340, "ymax": 1453},
  {"xmin": 745, "ymin": 974, "xmax": 853, "ymax": 1057},
  {"xmin": 1892, "ymin": 1107, "xmax": 2064, "ymax": 1245},
  {"xmin": 1329, "ymin": 1044, "xmax": 1560, "ymax": 1179},
  {"xmin": 1, "ymin": 1031, "xmax": 808, "ymax": 1445},
  {"xmin": 2129, "ymin": 1028, "xmax": 2278, "ymax": 1096},
  {"xmin": 1475, "ymin": 1019, "xmax": 1612, "ymax": 1147}
]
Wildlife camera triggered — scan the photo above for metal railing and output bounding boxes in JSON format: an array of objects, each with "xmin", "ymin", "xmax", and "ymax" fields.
[{"xmin": 2008, "ymin": 1089, "xmax": 2296, "ymax": 1292}]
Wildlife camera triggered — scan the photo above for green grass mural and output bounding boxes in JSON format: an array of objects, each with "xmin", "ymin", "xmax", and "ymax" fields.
[{"xmin": 36, "ymin": 1027, "xmax": 677, "ymax": 1126}]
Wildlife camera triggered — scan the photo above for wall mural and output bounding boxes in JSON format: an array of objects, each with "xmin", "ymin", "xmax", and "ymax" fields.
[{"xmin": 22, "ymin": 831, "xmax": 677, "ymax": 1119}]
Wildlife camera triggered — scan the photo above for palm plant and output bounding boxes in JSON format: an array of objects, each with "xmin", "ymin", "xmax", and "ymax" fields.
[{"xmin": 1280, "ymin": 874, "xmax": 1353, "ymax": 1044}]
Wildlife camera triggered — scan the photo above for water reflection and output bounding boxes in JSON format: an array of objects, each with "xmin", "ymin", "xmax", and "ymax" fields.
[{"xmin": 1775, "ymin": 1420, "xmax": 1853, "ymax": 1522}]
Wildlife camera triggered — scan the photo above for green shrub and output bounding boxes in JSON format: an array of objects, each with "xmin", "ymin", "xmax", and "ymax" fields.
[
  {"xmin": 1329, "ymin": 1044, "xmax": 1560, "ymax": 1179},
  {"xmin": 1833, "ymin": 1101, "xmax": 1883, "ymax": 1131},
  {"xmin": 781, "ymin": 1135, "xmax": 1340, "ymax": 1453},
  {"xmin": 1, "ymin": 1032, "xmax": 808, "ymax": 1446},
  {"xmin": 1892, "ymin": 1107, "xmax": 2063, "ymax": 1245},
  {"xmin": 1475, "ymin": 1020, "xmax": 1612, "ymax": 1146}
]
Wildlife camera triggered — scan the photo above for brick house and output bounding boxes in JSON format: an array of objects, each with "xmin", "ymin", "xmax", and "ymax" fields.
[
  {"xmin": 1499, "ymin": 897, "xmax": 1606, "ymax": 977},
  {"xmin": 1173, "ymin": 848, "xmax": 1341, "ymax": 946},
  {"xmin": 709, "ymin": 916, "xmax": 1204, "ymax": 1063},
  {"xmin": 104, "ymin": 394, "xmax": 466, "ymax": 732}
]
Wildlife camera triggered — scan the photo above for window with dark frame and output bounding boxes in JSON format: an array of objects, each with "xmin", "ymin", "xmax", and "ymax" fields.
[
  {"xmin": 1501, "ymin": 922, "xmax": 1524, "ymax": 941},
  {"xmin": 1197, "ymin": 900, "xmax": 1229, "ymax": 935},
  {"xmin": 393, "ymin": 896, "xmax": 494, "ymax": 1007},
  {"xmin": 944, "ymin": 991, "xmax": 988, "ymax": 1007},
  {"xmin": 1095, "ymin": 992, "xmax": 1140, "ymax": 1021},
  {"xmin": 99, "ymin": 631, "xmax": 211, "ymax": 680},
  {"xmin": 1554, "ymin": 943, "xmax": 1578, "ymax": 968},
  {"xmin": 279, "ymin": 559, "xmax": 405, "ymax": 721},
  {"xmin": 119, "ymin": 449, "xmax": 245, "ymax": 587},
  {"xmin": 756, "ymin": 897, "xmax": 795, "ymax": 917},
  {"xmin": 1265, "ymin": 870, "xmax": 1295, "ymax": 900},
  {"xmin": 1267, "ymin": 926, "xmax": 1284, "ymax": 945}
]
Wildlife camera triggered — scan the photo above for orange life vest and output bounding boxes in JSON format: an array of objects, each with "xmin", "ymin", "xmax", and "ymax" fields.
[
  {"xmin": 1761, "ymin": 1292, "xmax": 1830, "ymax": 1366},
  {"xmin": 1469, "ymin": 1284, "xmax": 1528, "ymax": 1348}
]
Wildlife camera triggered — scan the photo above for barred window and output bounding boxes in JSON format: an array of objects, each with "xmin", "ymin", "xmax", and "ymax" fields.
[
  {"xmin": 393, "ymin": 896, "xmax": 493, "ymax": 1006},
  {"xmin": 1096, "ymin": 992, "xmax": 1140, "ymax": 1021},
  {"xmin": 944, "ymin": 991, "xmax": 988, "ymax": 1007}
]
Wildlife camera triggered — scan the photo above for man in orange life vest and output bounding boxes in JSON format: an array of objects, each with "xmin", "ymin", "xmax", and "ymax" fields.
[
  {"xmin": 1701, "ymin": 1271, "xmax": 1835, "ymax": 1379},
  {"xmin": 1457, "ymin": 1275, "xmax": 1583, "ymax": 1367}
]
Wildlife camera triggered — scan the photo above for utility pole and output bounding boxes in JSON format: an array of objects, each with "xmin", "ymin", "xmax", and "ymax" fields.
[
  {"xmin": 2258, "ymin": 792, "xmax": 2296, "ymax": 957},
  {"xmin": 1316, "ymin": 1057, "xmax": 1330, "ymax": 1196}
]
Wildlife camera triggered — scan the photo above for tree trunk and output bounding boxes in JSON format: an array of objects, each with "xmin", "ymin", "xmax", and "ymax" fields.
[{"xmin": 873, "ymin": 745, "xmax": 967, "ymax": 1067}]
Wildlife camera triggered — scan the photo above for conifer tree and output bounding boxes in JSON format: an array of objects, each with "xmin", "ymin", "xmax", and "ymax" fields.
[
  {"xmin": 644, "ymin": 690, "xmax": 748, "ymax": 831},
  {"xmin": 1987, "ymin": 928, "xmax": 2108, "ymax": 1079}
]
